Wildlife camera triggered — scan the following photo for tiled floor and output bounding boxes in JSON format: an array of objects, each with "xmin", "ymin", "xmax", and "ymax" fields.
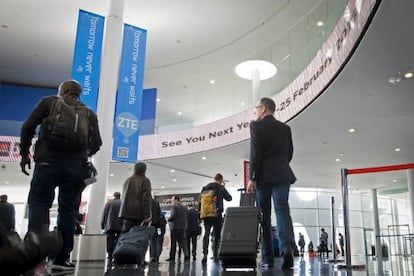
[{"xmin": 27, "ymin": 255, "xmax": 414, "ymax": 276}]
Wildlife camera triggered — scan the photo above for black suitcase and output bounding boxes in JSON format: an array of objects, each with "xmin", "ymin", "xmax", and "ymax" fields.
[
  {"xmin": 238, "ymin": 188, "xmax": 256, "ymax": 207},
  {"xmin": 218, "ymin": 206, "xmax": 261, "ymax": 270}
]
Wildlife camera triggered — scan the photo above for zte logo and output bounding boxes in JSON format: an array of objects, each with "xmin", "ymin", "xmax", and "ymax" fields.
[{"xmin": 117, "ymin": 117, "xmax": 138, "ymax": 130}]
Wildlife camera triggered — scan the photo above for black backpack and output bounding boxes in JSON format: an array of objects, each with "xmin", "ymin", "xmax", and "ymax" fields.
[{"xmin": 42, "ymin": 96, "xmax": 100, "ymax": 153}]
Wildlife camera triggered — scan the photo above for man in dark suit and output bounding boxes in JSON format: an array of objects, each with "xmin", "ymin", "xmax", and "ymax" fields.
[
  {"xmin": 0, "ymin": 194, "xmax": 15, "ymax": 232},
  {"xmin": 247, "ymin": 97, "xmax": 296, "ymax": 270},
  {"xmin": 166, "ymin": 195, "xmax": 189, "ymax": 262},
  {"xmin": 101, "ymin": 191, "xmax": 123, "ymax": 265}
]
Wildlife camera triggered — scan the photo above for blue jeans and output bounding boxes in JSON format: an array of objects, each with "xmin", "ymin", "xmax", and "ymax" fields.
[
  {"xmin": 255, "ymin": 182, "xmax": 295, "ymax": 263},
  {"xmin": 27, "ymin": 159, "xmax": 82, "ymax": 262}
]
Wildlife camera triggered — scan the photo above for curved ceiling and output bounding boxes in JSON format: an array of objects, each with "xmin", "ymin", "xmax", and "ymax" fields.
[{"xmin": 0, "ymin": 0, "xmax": 413, "ymax": 200}]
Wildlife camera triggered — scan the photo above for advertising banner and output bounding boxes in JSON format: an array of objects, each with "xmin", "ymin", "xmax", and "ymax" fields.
[
  {"xmin": 154, "ymin": 193, "xmax": 200, "ymax": 211},
  {"xmin": 112, "ymin": 24, "xmax": 147, "ymax": 162},
  {"xmin": 71, "ymin": 9, "xmax": 105, "ymax": 112}
]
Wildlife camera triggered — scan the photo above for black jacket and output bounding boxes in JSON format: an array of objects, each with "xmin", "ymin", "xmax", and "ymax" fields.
[
  {"xmin": 20, "ymin": 95, "xmax": 102, "ymax": 162},
  {"xmin": 249, "ymin": 115, "xmax": 296, "ymax": 185}
]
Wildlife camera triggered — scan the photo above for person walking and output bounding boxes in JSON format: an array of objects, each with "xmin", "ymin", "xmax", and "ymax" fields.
[
  {"xmin": 119, "ymin": 162, "xmax": 152, "ymax": 232},
  {"xmin": 0, "ymin": 194, "xmax": 15, "ymax": 232},
  {"xmin": 247, "ymin": 97, "xmax": 296, "ymax": 270},
  {"xmin": 339, "ymin": 233, "xmax": 345, "ymax": 256},
  {"xmin": 101, "ymin": 191, "xmax": 123, "ymax": 265},
  {"xmin": 298, "ymin": 232, "xmax": 305, "ymax": 257},
  {"xmin": 149, "ymin": 198, "xmax": 162, "ymax": 263},
  {"xmin": 166, "ymin": 195, "xmax": 189, "ymax": 262},
  {"xmin": 319, "ymin": 228, "xmax": 329, "ymax": 258},
  {"xmin": 19, "ymin": 79, "xmax": 102, "ymax": 271},
  {"xmin": 200, "ymin": 173, "xmax": 232, "ymax": 263},
  {"xmin": 186, "ymin": 204, "xmax": 201, "ymax": 261}
]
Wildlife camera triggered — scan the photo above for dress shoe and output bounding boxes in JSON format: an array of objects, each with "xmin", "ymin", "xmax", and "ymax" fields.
[
  {"xmin": 165, "ymin": 258, "xmax": 175, "ymax": 262},
  {"xmin": 201, "ymin": 255, "xmax": 207, "ymax": 264},
  {"xmin": 260, "ymin": 262, "xmax": 274, "ymax": 270},
  {"xmin": 281, "ymin": 252, "xmax": 294, "ymax": 269}
]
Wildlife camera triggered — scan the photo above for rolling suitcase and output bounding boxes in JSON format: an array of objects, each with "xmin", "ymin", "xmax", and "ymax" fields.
[
  {"xmin": 113, "ymin": 224, "xmax": 154, "ymax": 266},
  {"xmin": 218, "ymin": 206, "xmax": 261, "ymax": 270},
  {"xmin": 238, "ymin": 188, "xmax": 256, "ymax": 207}
]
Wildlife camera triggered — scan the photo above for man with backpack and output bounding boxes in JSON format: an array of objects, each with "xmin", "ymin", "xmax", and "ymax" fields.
[
  {"xmin": 200, "ymin": 173, "xmax": 232, "ymax": 263},
  {"xmin": 19, "ymin": 79, "xmax": 102, "ymax": 271}
]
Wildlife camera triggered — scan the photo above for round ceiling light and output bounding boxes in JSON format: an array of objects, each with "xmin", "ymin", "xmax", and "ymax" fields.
[{"xmin": 235, "ymin": 60, "xmax": 277, "ymax": 80}]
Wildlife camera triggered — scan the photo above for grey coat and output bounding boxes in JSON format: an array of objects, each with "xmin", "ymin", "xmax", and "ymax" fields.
[
  {"xmin": 168, "ymin": 202, "xmax": 187, "ymax": 231},
  {"xmin": 101, "ymin": 198, "xmax": 123, "ymax": 233}
]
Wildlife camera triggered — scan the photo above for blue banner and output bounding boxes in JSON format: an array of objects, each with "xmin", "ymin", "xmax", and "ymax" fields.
[
  {"xmin": 141, "ymin": 88, "xmax": 157, "ymax": 135},
  {"xmin": 71, "ymin": 10, "xmax": 105, "ymax": 112},
  {"xmin": 112, "ymin": 24, "xmax": 147, "ymax": 162}
]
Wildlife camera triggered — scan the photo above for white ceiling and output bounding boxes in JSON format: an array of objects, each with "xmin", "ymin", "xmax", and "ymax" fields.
[{"xmin": 0, "ymin": 0, "xmax": 413, "ymax": 201}]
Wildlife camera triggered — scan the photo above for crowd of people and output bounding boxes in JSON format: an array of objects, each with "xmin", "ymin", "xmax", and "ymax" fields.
[{"xmin": 0, "ymin": 86, "xmax": 346, "ymax": 274}]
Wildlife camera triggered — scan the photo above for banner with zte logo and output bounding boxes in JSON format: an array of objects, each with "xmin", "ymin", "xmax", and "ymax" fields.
[{"xmin": 112, "ymin": 24, "xmax": 147, "ymax": 162}]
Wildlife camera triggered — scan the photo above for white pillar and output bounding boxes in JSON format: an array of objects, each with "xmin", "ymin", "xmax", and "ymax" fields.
[
  {"xmin": 407, "ymin": 169, "xmax": 414, "ymax": 232},
  {"xmin": 251, "ymin": 68, "xmax": 260, "ymax": 104},
  {"xmin": 371, "ymin": 189, "xmax": 381, "ymax": 257},
  {"xmin": 85, "ymin": 0, "xmax": 124, "ymax": 234}
]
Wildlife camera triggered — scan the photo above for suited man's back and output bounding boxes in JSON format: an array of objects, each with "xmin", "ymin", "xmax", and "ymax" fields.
[{"xmin": 250, "ymin": 115, "xmax": 296, "ymax": 184}]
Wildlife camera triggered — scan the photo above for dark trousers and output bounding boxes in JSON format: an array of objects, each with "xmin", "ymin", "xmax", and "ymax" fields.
[
  {"xmin": 187, "ymin": 231, "xmax": 198, "ymax": 258},
  {"xmin": 169, "ymin": 229, "xmax": 188, "ymax": 259},
  {"xmin": 202, "ymin": 216, "xmax": 222, "ymax": 258},
  {"xmin": 106, "ymin": 230, "xmax": 121, "ymax": 259},
  {"xmin": 27, "ymin": 159, "xmax": 82, "ymax": 263},
  {"xmin": 150, "ymin": 227, "xmax": 163, "ymax": 260}
]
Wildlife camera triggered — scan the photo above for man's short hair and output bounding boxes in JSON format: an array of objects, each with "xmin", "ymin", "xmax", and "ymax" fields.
[
  {"xmin": 214, "ymin": 173, "xmax": 223, "ymax": 182},
  {"xmin": 113, "ymin": 191, "xmax": 121, "ymax": 199},
  {"xmin": 260, "ymin": 97, "xmax": 276, "ymax": 113},
  {"xmin": 0, "ymin": 194, "xmax": 7, "ymax": 201},
  {"xmin": 134, "ymin": 162, "xmax": 147, "ymax": 175},
  {"xmin": 58, "ymin": 80, "xmax": 82, "ymax": 97},
  {"xmin": 173, "ymin": 195, "xmax": 180, "ymax": 201}
]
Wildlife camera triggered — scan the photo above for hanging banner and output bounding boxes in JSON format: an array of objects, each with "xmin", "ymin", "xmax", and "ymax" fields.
[
  {"xmin": 112, "ymin": 24, "xmax": 147, "ymax": 162},
  {"xmin": 71, "ymin": 9, "xmax": 105, "ymax": 112},
  {"xmin": 141, "ymin": 88, "xmax": 157, "ymax": 135}
]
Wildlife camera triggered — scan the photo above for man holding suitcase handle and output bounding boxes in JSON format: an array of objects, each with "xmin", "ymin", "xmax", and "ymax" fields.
[{"xmin": 247, "ymin": 97, "xmax": 296, "ymax": 270}]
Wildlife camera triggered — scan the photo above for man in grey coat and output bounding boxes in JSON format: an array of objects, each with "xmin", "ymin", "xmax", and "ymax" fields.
[
  {"xmin": 101, "ymin": 191, "xmax": 123, "ymax": 264},
  {"xmin": 166, "ymin": 195, "xmax": 189, "ymax": 262}
]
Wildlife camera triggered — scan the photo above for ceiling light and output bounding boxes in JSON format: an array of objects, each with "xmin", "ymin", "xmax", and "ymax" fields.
[
  {"xmin": 161, "ymin": 186, "xmax": 165, "ymax": 189},
  {"xmin": 240, "ymin": 102, "xmax": 245, "ymax": 106},
  {"xmin": 392, "ymin": 179, "xmax": 397, "ymax": 183},
  {"xmin": 5, "ymin": 181, "xmax": 9, "ymax": 184},
  {"xmin": 210, "ymin": 80, "xmax": 215, "ymax": 84},
  {"xmin": 173, "ymin": 179, "xmax": 177, "ymax": 182},
  {"xmin": 170, "ymin": 169, "xmax": 175, "ymax": 173},
  {"xmin": 177, "ymin": 112, "xmax": 182, "ymax": 116},
  {"xmin": 156, "ymin": 98, "xmax": 160, "ymax": 102},
  {"xmin": 395, "ymin": 148, "xmax": 400, "ymax": 152},
  {"xmin": 110, "ymin": 173, "xmax": 114, "ymax": 177},
  {"xmin": 335, "ymin": 158, "xmax": 340, "ymax": 162},
  {"xmin": 317, "ymin": 21, "xmax": 324, "ymax": 27},
  {"xmin": 348, "ymin": 128, "xmax": 355, "ymax": 133},
  {"xmin": 388, "ymin": 76, "xmax": 401, "ymax": 84},
  {"xmin": 201, "ymin": 156, "xmax": 207, "ymax": 160},
  {"xmin": 235, "ymin": 60, "xmax": 277, "ymax": 80},
  {"xmin": 404, "ymin": 72, "xmax": 413, "ymax": 79}
]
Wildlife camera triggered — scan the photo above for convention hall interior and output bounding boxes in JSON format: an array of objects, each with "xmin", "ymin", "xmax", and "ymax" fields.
[{"xmin": 0, "ymin": 0, "xmax": 414, "ymax": 275}]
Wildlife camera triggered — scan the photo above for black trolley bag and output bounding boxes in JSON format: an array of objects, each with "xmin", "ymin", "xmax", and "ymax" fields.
[
  {"xmin": 219, "ymin": 188, "xmax": 261, "ymax": 270},
  {"xmin": 113, "ymin": 223, "xmax": 155, "ymax": 266}
]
